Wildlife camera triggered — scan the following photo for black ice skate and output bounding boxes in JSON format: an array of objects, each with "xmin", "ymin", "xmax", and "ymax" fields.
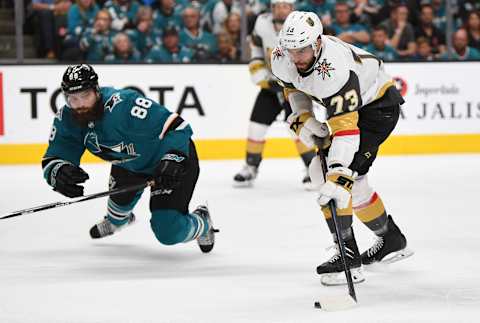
[
  {"xmin": 233, "ymin": 164, "xmax": 258, "ymax": 187},
  {"xmin": 193, "ymin": 205, "xmax": 219, "ymax": 253},
  {"xmin": 302, "ymin": 169, "xmax": 316, "ymax": 191},
  {"xmin": 317, "ymin": 231, "xmax": 365, "ymax": 286},
  {"xmin": 361, "ymin": 215, "xmax": 414, "ymax": 265},
  {"xmin": 89, "ymin": 213, "xmax": 136, "ymax": 239}
]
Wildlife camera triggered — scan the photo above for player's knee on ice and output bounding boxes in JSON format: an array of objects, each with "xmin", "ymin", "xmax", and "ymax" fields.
[{"xmin": 150, "ymin": 209, "xmax": 192, "ymax": 245}]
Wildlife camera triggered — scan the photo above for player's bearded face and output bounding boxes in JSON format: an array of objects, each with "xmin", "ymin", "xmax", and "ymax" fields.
[
  {"xmin": 67, "ymin": 89, "xmax": 103, "ymax": 125},
  {"xmin": 288, "ymin": 45, "xmax": 316, "ymax": 72}
]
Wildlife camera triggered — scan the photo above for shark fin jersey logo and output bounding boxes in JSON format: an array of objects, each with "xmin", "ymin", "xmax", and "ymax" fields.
[
  {"xmin": 104, "ymin": 92, "xmax": 123, "ymax": 112},
  {"xmin": 84, "ymin": 132, "xmax": 140, "ymax": 164}
]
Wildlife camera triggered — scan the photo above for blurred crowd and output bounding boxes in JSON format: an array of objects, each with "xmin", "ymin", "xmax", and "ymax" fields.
[{"xmin": 26, "ymin": 0, "xmax": 480, "ymax": 62}]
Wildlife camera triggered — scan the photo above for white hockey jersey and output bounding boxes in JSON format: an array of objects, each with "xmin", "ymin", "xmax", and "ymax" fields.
[
  {"xmin": 270, "ymin": 35, "xmax": 399, "ymax": 169},
  {"xmin": 249, "ymin": 13, "xmax": 282, "ymax": 87},
  {"xmin": 271, "ymin": 35, "xmax": 395, "ymax": 119}
]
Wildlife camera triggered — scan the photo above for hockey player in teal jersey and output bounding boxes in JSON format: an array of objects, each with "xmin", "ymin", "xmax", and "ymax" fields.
[{"xmin": 42, "ymin": 64, "xmax": 217, "ymax": 253}]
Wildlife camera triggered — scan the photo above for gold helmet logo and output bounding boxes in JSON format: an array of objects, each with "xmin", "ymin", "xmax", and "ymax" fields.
[{"xmin": 306, "ymin": 17, "xmax": 314, "ymax": 27}]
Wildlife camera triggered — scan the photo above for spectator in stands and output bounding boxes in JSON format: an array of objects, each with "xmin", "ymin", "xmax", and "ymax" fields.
[
  {"xmin": 223, "ymin": 12, "xmax": 241, "ymax": 53},
  {"xmin": 146, "ymin": 27, "xmax": 193, "ymax": 62},
  {"xmin": 331, "ymin": 2, "xmax": 370, "ymax": 47},
  {"xmin": 376, "ymin": 0, "xmax": 420, "ymax": 27},
  {"xmin": 80, "ymin": 9, "xmax": 117, "ymax": 61},
  {"xmin": 431, "ymin": 0, "xmax": 446, "ymax": 31},
  {"xmin": 104, "ymin": 0, "xmax": 140, "ymax": 31},
  {"xmin": 440, "ymin": 28, "xmax": 480, "ymax": 60},
  {"xmin": 105, "ymin": 32, "xmax": 142, "ymax": 62},
  {"xmin": 351, "ymin": 0, "xmax": 381, "ymax": 27},
  {"xmin": 210, "ymin": 31, "xmax": 240, "ymax": 62},
  {"xmin": 457, "ymin": 0, "xmax": 480, "ymax": 24},
  {"xmin": 67, "ymin": 0, "xmax": 99, "ymax": 40},
  {"xmin": 179, "ymin": 6, "xmax": 218, "ymax": 61},
  {"xmin": 63, "ymin": 0, "xmax": 99, "ymax": 59},
  {"xmin": 31, "ymin": 0, "xmax": 71, "ymax": 59},
  {"xmin": 414, "ymin": 3, "xmax": 446, "ymax": 57},
  {"xmin": 126, "ymin": 6, "xmax": 161, "ymax": 57},
  {"xmin": 152, "ymin": 0, "xmax": 183, "ymax": 31},
  {"xmin": 465, "ymin": 11, "xmax": 480, "ymax": 50},
  {"xmin": 297, "ymin": 0, "xmax": 334, "ymax": 26},
  {"xmin": 380, "ymin": 3, "xmax": 416, "ymax": 59},
  {"xmin": 364, "ymin": 25, "xmax": 398, "ymax": 61},
  {"xmin": 211, "ymin": 0, "xmax": 241, "ymax": 34},
  {"xmin": 413, "ymin": 36, "xmax": 434, "ymax": 61}
]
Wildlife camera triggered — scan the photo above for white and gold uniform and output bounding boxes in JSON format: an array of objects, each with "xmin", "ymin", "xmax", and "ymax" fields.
[
  {"xmin": 271, "ymin": 35, "xmax": 403, "ymax": 172},
  {"xmin": 273, "ymin": 11, "xmax": 412, "ymax": 285},
  {"xmin": 234, "ymin": 10, "xmax": 316, "ymax": 188}
]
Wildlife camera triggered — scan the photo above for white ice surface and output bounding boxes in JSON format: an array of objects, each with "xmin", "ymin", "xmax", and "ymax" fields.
[{"xmin": 1, "ymin": 155, "xmax": 480, "ymax": 323}]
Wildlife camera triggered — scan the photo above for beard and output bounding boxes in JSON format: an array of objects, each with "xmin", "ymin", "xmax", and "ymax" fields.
[{"xmin": 71, "ymin": 95, "xmax": 104, "ymax": 127}]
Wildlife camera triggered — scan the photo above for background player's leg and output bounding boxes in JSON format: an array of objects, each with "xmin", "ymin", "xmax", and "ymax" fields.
[
  {"xmin": 90, "ymin": 166, "xmax": 146, "ymax": 239},
  {"xmin": 284, "ymin": 100, "xmax": 317, "ymax": 189},
  {"xmin": 150, "ymin": 141, "xmax": 217, "ymax": 253},
  {"xmin": 233, "ymin": 89, "xmax": 284, "ymax": 187}
]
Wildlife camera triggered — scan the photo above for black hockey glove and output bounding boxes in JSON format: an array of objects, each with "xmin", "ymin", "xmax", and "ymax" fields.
[
  {"xmin": 154, "ymin": 151, "xmax": 188, "ymax": 190},
  {"xmin": 50, "ymin": 163, "xmax": 89, "ymax": 198}
]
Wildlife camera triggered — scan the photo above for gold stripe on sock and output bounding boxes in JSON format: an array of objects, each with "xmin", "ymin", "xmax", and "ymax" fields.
[
  {"xmin": 246, "ymin": 139, "xmax": 265, "ymax": 154},
  {"xmin": 321, "ymin": 199, "xmax": 352, "ymax": 219},
  {"xmin": 294, "ymin": 139, "xmax": 315, "ymax": 155},
  {"xmin": 353, "ymin": 192, "xmax": 386, "ymax": 223}
]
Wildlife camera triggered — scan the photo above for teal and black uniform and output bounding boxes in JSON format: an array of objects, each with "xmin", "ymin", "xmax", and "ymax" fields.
[{"xmin": 42, "ymin": 86, "xmax": 206, "ymax": 245}]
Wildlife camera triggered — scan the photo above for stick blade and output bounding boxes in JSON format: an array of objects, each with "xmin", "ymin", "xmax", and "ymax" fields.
[{"xmin": 314, "ymin": 294, "xmax": 357, "ymax": 311}]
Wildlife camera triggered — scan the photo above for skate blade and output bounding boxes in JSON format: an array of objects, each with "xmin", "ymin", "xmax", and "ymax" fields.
[
  {"xmin": 320, "ymin": 268, "xmax": 365, "ymax": 286},
  {"xmin": 303, "ymin": 181, "xmax": 320, "ymax": 191},
  {"xmin": 314, "ymin": 294, "xmax": 357, "ymax": 311},
  {"xmin": 232, "ymin": 180, "xmax": 254, "ymax": 188},
  {"xmin": 380, "ymin": 247, "xmax": 414, "ymax": 265}
]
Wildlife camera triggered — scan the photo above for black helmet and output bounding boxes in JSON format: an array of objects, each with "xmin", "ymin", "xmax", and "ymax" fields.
[{"xmin": 61, "ymin": 64, "xmax": 99, "ymax": 94}]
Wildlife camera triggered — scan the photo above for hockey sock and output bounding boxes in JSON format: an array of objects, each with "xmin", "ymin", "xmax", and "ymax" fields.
[
  {"xmin": 184, "ymin": 212, "xmax": 210, "ymax": 242},
  {"xmin": 321, "ymin": 203, "xmax": 353, "ymax": 241},
  {"xmin": 246, "ymin": 140, "xmax": 264, "ymax": 167},
  {"xmin": 294, "ymin": 139, "xmax": 316, "ymax": 166},
  {"xmin": 106, "ymin": 193, "xmax": 141, "ymax": 226},
  {"xmin": 353, "ymin": 192, "xmax": 388, "ymax": 236}
]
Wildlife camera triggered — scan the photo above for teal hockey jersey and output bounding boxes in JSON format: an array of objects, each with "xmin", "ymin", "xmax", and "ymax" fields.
[{"xmin": 43, "ymin": 87, "xmax": 193, "ymax": 177}]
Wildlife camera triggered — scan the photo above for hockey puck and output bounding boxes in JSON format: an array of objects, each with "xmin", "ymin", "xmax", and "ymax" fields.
[{"xmin": 314, "ymin": 301, "xmax": 321, "ymax": 309}]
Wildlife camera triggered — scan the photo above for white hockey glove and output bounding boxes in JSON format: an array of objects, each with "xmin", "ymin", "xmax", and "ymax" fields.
[
  {"xmin": 287, "ymin": 111, "xmax": 329, "ymax": 148},
  {"xmin": 317, "ymin": 166, "xmax": 354, "ymax": 209}
]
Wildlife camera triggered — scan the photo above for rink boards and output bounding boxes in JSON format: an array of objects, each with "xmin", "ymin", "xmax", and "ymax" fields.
[{"xmin": 0, "ymin": 62, "xmax": 479, "ymax": 164}]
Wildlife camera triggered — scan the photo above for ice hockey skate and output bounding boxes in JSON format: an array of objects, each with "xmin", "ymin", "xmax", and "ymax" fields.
[
  {"xmin": 317, "ymin": 232, "xmax": 365, "ymax": 286},
  {"xmin": 89, "ymin": 213, "xmax": 136, "ymax": 239},
  {"xmin": 233, "ymin": 164, "xmax": 258, "ymax": 187},
  {"xmin": 361, "ymin": 215, "xmax": 414, "ymax": 265},
  {"xmin": 193, "ymin": 205, "xmax": 218, "ymax": 253},
  {"xmin": 302, "ymin": 169, "xmax": 317, "ymax": 191}
]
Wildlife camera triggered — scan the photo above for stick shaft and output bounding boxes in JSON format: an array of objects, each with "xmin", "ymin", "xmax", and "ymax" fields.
[
  {"xmin": 0, "ymin": 181, "xmax": 153, "ymax": 220},
  {"xmin": 317, "ymin": 147, "xmax": 357, "ymax": 302}
]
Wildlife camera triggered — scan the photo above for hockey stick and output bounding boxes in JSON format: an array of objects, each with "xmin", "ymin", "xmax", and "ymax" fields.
[
  {"xmin": 0, "ymin": 180, "xmax": 155, "ymax": 220},
  {"xmin": 313, "ymin": 138, "xmax": 357, "ymax": 311}
]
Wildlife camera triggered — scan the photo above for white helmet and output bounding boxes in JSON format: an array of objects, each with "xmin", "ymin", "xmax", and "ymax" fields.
[
  {"xmin": 271, "ymin": 0, "xmax": 296, "ymax": 4},
  {"xmin": 279, "ymin": 11, "xmax": 323, "ymax": 51}
]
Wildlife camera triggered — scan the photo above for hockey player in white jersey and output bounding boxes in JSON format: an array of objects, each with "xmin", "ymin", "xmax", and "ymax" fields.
[
  {"xmin": 233, "ymin": 0, "xmax": 317, "ymax": 189},
  {"xmin": 271, "ymin": 11, "xmax": 413, "ymax": 285}
]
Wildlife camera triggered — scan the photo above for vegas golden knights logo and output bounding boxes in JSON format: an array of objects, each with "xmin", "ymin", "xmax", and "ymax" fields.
[{"xmin": 306, "ymin": 17, "xmax": 315, "ymax": 27}]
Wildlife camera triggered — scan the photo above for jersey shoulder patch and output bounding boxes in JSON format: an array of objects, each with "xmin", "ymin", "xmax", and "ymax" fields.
[
  {"xmin": 270, "ymin": 46, "xmax": 293, "ymax": 84},
  {"xmin": 104, "ymin": 92, "xmax": 123, "ymax": 113}
]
